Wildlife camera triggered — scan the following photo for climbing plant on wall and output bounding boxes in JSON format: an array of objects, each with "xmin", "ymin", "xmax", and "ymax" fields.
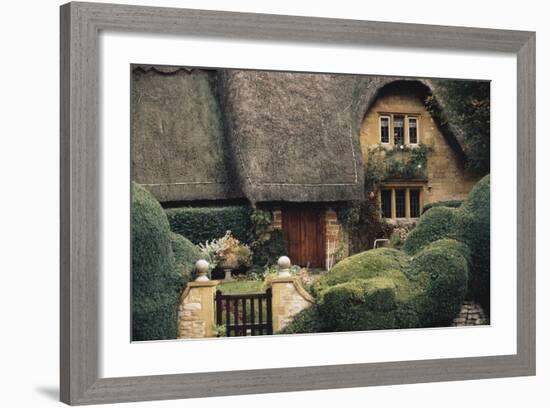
[
  {"xmin": 365, "ymin": 144, "xmax": 433, "ymax": 186},
  {"xmin": 336, "ymin": 144, "xmax": 433, "ymax": 256}
]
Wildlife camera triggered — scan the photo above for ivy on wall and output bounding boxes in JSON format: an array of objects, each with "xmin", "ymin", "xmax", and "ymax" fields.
[
  {"xmin": 365, "ymin": 144, "xmax": 433, "ymax": 189},
  {"xmin": 336, "ymin": 144, "xmax": 433, "ymax": 256}
]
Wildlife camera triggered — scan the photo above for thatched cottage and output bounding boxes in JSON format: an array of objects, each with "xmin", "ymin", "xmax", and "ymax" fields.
[{"xmin": 132, "ymin": 66, "xmax": 482, "ymax": 270}]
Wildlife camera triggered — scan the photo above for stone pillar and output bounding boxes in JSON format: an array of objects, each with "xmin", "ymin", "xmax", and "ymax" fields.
[
  {"xmin": 177, "ymin": 281, "xmax": 219, "ymax": 338},
  {"xmin": 270, "ymin": 257, "xmax": 315, "ymax": 332},
  {"xmin": 177, "ymin": 260, "xmax": 219, "ymax": 339}
]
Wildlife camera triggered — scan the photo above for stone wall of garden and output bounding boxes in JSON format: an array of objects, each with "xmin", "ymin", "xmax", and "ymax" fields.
[
  {"xmin": 177, "ymin": 258, "xmax": 315, "ymax": 338},
  {"xmin": 271, "ymin": 277, "xmax": 315, "ymax": 332}
]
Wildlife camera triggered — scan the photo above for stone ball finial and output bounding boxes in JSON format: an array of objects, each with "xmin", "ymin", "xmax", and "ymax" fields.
[
  {"xmin": 195, "ymin": 259, "xmax": 210, "ymax": 282},
  {"xmin": 277, "ymin": 256, "xmax": 291, "ymax": 277}
]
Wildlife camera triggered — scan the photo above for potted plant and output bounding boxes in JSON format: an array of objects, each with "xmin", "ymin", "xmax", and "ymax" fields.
[{"xmin": 198, "ymin": 231, "xmax": 252, "ymax": 281}]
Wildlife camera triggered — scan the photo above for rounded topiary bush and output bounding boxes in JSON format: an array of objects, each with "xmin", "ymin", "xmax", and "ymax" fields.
[
  {"xmin": 278, "ymin": 306, "xmax": 325, "ymax": 334},
  {"xmin": 421, "ymin": 199, "xmax": 463, "ymax": 214},
  {"xmin": 170, "ymin": 232, "xmax": 203, "ymax": 284},
  {"xmin": 317, "ymin": 277, "xmax": 399, "ymax": 332},
  {"xmin": 312, "ymin": 248, "xmax": 409, "ymax": 296},
  {"xmin": 402, "ymin": 206, "xmax": 460, "ymax": 255},
  {"xmin": 456, "ymin": 174, "xmax": 490, "ymax": 314},
  {"xmin": 282, "ymin": 270, "xmax": 421, "ymax": 334},
  {"xmin": 410, "ymin": 239, "xmax": 470, "ymax": 327},
  {"xmin": 132, "ymin": 183, "xmax": 181, "ymax": 341}
]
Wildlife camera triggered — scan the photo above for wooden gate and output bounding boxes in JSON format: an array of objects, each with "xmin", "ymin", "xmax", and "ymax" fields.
[{"xmin": 215, "ymin": 288, "xmax": 273, "ymax": 337}]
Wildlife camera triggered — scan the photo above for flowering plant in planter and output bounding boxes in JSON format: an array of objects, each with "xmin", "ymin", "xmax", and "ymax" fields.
[{"xmin": 198, "ymin": 231, "xmax": 252, "ymax": 275}]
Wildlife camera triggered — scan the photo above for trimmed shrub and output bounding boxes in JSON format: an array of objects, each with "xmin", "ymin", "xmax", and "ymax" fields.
[
  {"xmin": 312, "ymin": 248, "xmax": 410, "ymax": 296},
  {"xmin": 170, "ymin": 232, "xmax": 203, "ymax": 283},
  {"xmin": 132, "ymin": 183, "xmax": 181, "ymax": 341},
  {"xmin": 166, "ymin": 206, "xmax": 252, "ymax": 245},
  {"xmin": 422, "ymin": 199, "xmax": 463, "ymax": 214},
  {"xmin": 283, "ymin": 272, "xmax": 421, "ymax": 334},
  {"xmin": 402, "ymin": 206, "xmax": 459, "ymax": 255},
  {"xmin": 456, "ymin": 175, "xmax": 490, "ymax": 314},
  {"xmin": 278, "ymin": 306, "xmax": 326, "ymax": 334},
  {"xmin": 410, "ymin": 239, "xmax": 470, "ymax": 327},
  {"xmin": 317, "ymin": 277, "xmax": 398, "ymax": 331}
]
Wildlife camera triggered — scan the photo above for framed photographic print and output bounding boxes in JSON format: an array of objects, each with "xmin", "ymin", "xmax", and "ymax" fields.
[{"xmin": 60, "ymin": 1, "xmax": 535, "ymax": 405}]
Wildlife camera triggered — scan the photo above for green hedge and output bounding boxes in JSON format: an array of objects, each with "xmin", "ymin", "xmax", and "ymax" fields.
[
  {"xmin": 409, "ymin": 239, "xmax": 470, "ymax": 327},
  {"xmin": 312, "ymin": 248, "xmax": 409, "ymax": 296},
  {"xmin": 278, "ymin": 306, "xmax": 325, "ymax": 334},
  {"xmin": 456, "ymin": 175, "xmax": 490, "ymax": 313},
  {"xmin": 402, "ymin": 206, "xmax": 459, "ymax": 255},
  {"xmin": 317, "ymin": 277, "xmax": 399, "ymax": 332},
  {"xmin": 132, "ymin": 183, "xmax": 182, "ymax": 341},
  {"xmin": 422, "ymin": 199, "xmax": 463, "ymax": 214},
  {"xmin": 170, "ymin": 232, "xmax": 204, "ymax": 283},
  {"xmin": 166, "ymin": 206, "xmax": 252, "ymax": 245}
]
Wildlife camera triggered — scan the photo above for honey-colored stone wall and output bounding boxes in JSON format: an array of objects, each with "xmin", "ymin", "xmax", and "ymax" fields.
[
  {"xmin": 270, "ymin": 277, "xmax": 315, "ymax": 332},
  {"xmin": 360, "ymin": 90, "xmax": 480, "ymax": 206},
  {"xmin": 325, "ymin": 209, "xmax": 349, "ymax": 269},
  {"xmin": 177, "ymin": 281, "xmax": 219, "ymax": 339}
]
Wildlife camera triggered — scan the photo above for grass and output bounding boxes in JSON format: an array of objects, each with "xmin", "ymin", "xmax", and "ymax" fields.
[{"xmin": 218, "ymin": 280, "xmax": 264, "ymax": 294}]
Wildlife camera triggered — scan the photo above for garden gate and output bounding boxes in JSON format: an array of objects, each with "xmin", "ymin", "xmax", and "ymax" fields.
[{"xmin": 215, "ymin": 288, "xmax": 273, "ymax": 337}]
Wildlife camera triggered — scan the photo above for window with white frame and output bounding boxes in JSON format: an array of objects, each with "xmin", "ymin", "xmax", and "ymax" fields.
[
  {"xmin": 408, "ymin": 117, "xmax": 419, "ymax": 144},
  {"xmin": 378, "ymin": 114, "xmax": 420, "ymax": 146},
  {"xmin": 393, "ymin": 115, "xmax": 405, "ymax": 146},
  {"xmin": 380, "ymin": 116, "xmax": 390, "ymax": 144}
]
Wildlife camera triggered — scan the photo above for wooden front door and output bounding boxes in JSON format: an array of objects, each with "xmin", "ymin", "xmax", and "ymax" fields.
[{"xmin": 282, "ymin": 206, "xmax": 326, "ymax": 268}]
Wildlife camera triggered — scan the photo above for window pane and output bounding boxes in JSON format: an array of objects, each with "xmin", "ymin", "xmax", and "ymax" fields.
[
  {"xmin": 380, "ymin": 117, "xmax": 389, "ymax": 143},
  {"xmin": 409, "ymin": 118, "xmax": 418, "ymax": 144},
  {"xmin": 394, "ymin": 115, "xmax": 404, "ymax": 146},
  {"xmin": 395, "ymin": 189, "xmax": 406, "ymax": 218},
  {"xmin": 381, "ymin": 190, "xmax": 392, "ymax": 218},
  {"xmin": 410, "ymin": 189, "xmax": 420, "ymax": 218}
]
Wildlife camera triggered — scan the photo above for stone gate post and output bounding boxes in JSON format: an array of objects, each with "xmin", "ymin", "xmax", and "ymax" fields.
[
  {"xmin": 270, "ymin": 256, "xmax": 315, "ymax": 332},
  {"xmin": 177, "ymin": 260, "xmax": 219, "ymax": 339}
]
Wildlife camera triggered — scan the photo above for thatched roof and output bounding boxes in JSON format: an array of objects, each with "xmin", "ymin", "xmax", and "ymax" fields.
[
  {"xmin": 131, "ymin": 67, "xmax": 241, "ymax": 202},
  {"xmin": 131, "ymin": 66, "xmax": 467, "ymax": 204}
]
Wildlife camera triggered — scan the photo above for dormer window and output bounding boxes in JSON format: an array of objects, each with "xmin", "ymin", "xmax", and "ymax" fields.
[{"xmin": 378, "ymin": 114, "xmax": 421, "ymax": 146}]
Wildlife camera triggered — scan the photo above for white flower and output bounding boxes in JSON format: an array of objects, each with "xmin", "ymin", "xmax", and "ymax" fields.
[{"xmin": 400, "ymin": 145, "xmax": 404, "ymax": 149}]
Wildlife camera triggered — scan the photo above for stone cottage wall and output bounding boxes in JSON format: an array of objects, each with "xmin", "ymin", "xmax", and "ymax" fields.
[
  {"xmin": 325, "ymin": 209, "xmax": 349, "ymax": 270},
  {"xmin": 360, "ymin": 90, "xmax": 480, "ymax": 206}
]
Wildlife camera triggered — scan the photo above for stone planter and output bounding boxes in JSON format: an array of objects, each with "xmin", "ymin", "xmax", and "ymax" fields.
[{"xmin": 219, "ymin": 258, "xmax": 238, "ymax": 281}]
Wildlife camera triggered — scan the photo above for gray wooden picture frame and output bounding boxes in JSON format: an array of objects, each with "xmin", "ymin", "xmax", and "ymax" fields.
[{"xmin": 60, "ymin": 1, "xmax": 536, "ymax": 405}]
